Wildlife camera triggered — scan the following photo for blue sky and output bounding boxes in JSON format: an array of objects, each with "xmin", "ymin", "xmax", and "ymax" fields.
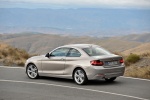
[
  {"xmin": 0, "ymin": 0, "xmax": 150, "ymax": 35},
  {"xmin": 0, "ymin": 0, "xmax": 150, "ymax": 9}
]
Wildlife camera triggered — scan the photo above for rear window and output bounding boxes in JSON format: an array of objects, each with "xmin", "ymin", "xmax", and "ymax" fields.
[{"xmin": 82, "ymin": 46, "xmax": 111, "ymax": 56}]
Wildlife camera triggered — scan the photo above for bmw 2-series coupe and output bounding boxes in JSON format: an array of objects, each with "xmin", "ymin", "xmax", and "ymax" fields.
[{"xmin": 25, "ymin": 44, "xmax": 125, "ymax": 85}]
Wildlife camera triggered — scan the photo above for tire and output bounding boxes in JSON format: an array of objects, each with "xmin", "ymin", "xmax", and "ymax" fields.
[
  {"xmin": 26, "ymin": 64, "xmax": 39, "ymax": 79},
  {"xmin": 105, "ymin": 77, "xmax": 117, "ymax": 82},
  {"xmin": 73, "ymin": 68, "xmax": 88, "ymax": 85}
]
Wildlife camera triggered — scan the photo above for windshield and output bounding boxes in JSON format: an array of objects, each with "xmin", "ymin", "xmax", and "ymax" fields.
[{"xmin": 82, "ymin": 46, "xmax": 112, "ymax": 56}]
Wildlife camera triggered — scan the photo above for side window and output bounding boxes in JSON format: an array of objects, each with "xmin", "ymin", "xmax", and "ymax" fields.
[
  {"xmin": 50, "ymin": 48, "xmax": 70, "ymax": 57},
  {"xmin": 67, "ymin": 48, "xmax": 81, "ymax": 57}
]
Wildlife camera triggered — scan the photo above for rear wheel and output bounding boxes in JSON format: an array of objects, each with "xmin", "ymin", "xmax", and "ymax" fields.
[
  {"xmin": 73, "ymin": 68, "xmax": 87, "ymax": 85},
  {"xmin": 26, "ymin": 64, "xmax": 39, "ymax": 79},
  {"xmin": 105, "ymin": 77, "xmax": 116, "ymax": 82}
]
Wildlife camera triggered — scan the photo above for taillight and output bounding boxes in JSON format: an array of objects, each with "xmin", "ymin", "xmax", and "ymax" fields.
[
  {"xmin": 120, "ymin": 59, "xmax": 124, "ymax": 63},
  {"xmin": 90, "ymin": 60, "xmax": 103, "ymax": 66}
]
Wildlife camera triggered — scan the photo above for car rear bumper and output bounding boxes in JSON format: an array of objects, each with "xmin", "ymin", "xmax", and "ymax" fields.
[{"xmin": 85, "ymin": 65, "xmax": 125, "ymax": 80}]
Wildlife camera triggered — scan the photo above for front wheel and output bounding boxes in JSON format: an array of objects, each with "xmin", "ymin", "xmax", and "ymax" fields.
[
  {"xmin": 26, "ymin": 64, "xmax": 39, "ymax": 79},
  {"xmin": 105, "ymin": 77, "xmax": 117, "ymax": 82},
  {"xmin": 73, "ymin": 68, "xmax": 87, "ymax": 85}
]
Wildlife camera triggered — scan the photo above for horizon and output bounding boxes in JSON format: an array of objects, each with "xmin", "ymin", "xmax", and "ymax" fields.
[
  {"xmin": 0, "ymin": 0, "xmax": 150, "ymax": 9},
  {"xmin": 0, "ymin": 0, "xmax": 150, "ymax": 36}
]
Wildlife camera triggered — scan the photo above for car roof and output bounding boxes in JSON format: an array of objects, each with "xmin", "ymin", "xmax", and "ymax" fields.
[{"xmin": 60, "ymin": 44, "xmax": 99, "ymax": 48}]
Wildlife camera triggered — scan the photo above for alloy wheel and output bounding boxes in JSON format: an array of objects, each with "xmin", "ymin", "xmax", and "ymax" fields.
[
  {"xmin": 74, "ymin": 69, "xmax": 87, "ymax": 85},
  {"xmin": 27, "ymin": 64, "xmax": 39, "ymax": 79}
]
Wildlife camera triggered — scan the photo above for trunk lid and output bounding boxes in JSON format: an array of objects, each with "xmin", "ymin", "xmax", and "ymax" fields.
[{"xmin": 92, "ymin": 54, "xmax": 123, "ymax": 67}]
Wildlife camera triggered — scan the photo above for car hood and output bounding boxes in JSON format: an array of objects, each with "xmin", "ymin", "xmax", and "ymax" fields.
[{"xmin": 28, "ymin": 55, "xmax": 45, "ymax": 61}]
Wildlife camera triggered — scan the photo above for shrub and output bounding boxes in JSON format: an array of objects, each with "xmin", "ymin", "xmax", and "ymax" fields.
[
  {"xmin": 0, "ymin": 43, "xmax": 31, "ymax": 66},
  {"xmin": 125, "ymin": 54, "xmax": 140, "ymax": 66},
  {"xmin": 1, "ymin": 50, "xmax": 8, "ymax": 57},
  {"xmin": 3, "ymin": 59, "xmax": 13, "ymax": 66},
  {"xmin": 17, "ymin": 61, "xmax": 25, "ymax": 66}
]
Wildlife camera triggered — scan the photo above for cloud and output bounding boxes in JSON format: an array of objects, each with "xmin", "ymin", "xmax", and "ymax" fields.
[{"xmin": 1, "ymin": 0, "xmax": 150, "ymax": 9}]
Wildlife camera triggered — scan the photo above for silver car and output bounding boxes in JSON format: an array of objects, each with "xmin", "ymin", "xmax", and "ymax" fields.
[{"xmin": 25, "ymin": 44, "xmax": 125, "ymax": 85}]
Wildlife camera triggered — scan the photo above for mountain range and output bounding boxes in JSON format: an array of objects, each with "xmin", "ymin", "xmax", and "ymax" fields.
[
  {"xmin": 0, "ymin": 33, "xmax": 149, "ymax": 55},
  {"xmin": 0, "ymin": 8, "xmax": 150, "ymax": 36}
]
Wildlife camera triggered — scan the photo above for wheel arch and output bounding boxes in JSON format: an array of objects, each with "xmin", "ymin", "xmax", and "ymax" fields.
[
  {"xmin": 72, "ymin": 67, "xmax": 88, "ymax": 79},
  {"xmin": 26, "ymin": 63, "xmax": 37, "ymax": 73}
]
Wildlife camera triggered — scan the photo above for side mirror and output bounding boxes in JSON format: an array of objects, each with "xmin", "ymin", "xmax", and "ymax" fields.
[{"xmin": 45, "ymin": 53, "xmax": 50, "ymax": 58}]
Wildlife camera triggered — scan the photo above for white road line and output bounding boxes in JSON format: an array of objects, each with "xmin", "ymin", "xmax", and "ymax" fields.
[
  {"xmin": 0, "ymin": 66, "xmax": 24, "ymax": 69},
  {"xmin": 0, "ymin": 79, "xmax": 148, "ymax": 100},
  {"xmin": 120, "ymin": 76, "xmax": 150, "ymax": 82}
]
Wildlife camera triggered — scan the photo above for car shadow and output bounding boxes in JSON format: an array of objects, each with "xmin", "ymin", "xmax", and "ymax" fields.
[
  {"xmin": 39, "ymin": 76, "xmax": 123, "ymax": 86},
  {"xmin": 87, "ymin": 80, "xmax": 123, "ymax": 86},
  {"xmin": 39, "ymin": 76, "xmax": 74, "ymax": 84}
]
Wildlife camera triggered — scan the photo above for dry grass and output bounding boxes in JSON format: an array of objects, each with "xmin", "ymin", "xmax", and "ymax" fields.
[
  {"xmin": 140, "ymin": 52, "xmax": 150, "ymax": 57},
  {"xmin": 122, "ymin": 43, "xmax": 150, "ymax": 56},
  {"xmin": 125, "ymin": 66, "xmax": 150, "ymax": 79},
  {"xmin": 0, "ymin": 43, "xmax": 31, "ymax": 66}
]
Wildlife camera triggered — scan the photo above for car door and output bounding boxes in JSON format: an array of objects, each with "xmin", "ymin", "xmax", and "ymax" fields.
[
  {"xmin": 64, "ymin": 48, "xmax": 82, "ymax": 74},
  {"xmin": 41, "ymin": 47, "xmax": 70, "ymax": 75}
]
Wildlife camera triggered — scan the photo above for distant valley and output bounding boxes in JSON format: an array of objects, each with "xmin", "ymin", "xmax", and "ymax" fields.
[
  {"xmin": 0, "ymin": 33, "xmax": 149, "ymax": 55},
  {"xmin": 0, "ymin": 8, "xmax": 150, "ymax": 36}
]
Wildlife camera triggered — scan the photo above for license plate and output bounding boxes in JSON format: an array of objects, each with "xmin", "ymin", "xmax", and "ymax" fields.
[{"xmin": 106, "ymin": 61, "xmax": 118, "ymax": 66}]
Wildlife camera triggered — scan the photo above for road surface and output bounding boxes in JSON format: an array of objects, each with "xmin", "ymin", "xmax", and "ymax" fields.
[{"xmin": 0, "ymin": 66, "xmax": 150, "ymax": 100}]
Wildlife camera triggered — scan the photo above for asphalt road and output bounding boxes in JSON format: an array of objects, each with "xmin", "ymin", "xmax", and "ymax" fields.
[{"xmin": 0, "ymin": 66, "xmax": 150, "ymax": 100}]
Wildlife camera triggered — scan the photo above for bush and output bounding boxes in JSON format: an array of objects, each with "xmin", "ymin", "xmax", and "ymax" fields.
[
  {"xmin": 125, "ymin": 54, "xmax": 140, "ymax": 66},
  {"xmin": 17, "ymin": 61, "xmax": 25, "ymax": 66},
  {"xmin": 3, "ymin": 59, "xmax": 13, "ymax": 66},
  {"xmin": 0, "ymin": 43, "xmax": 31, "ymax": 66}
]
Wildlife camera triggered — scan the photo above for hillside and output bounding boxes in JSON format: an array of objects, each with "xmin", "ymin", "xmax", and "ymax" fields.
[
  {"xmin": 117, "ymin": 33, "xmax": 150, "ymax": 43},
  {"xmin": 123, "ymin": 43, "xmax": 150, "ymax": 55},
  {"xmin": 124, "ymin": 55, "xmax": 150, "ymax": 79},
  {"xmin": 0, "ymin": 43, "xmax": 31, "ymax": 66},
  {"xmin": 0, "ymin": 33, "xmax": 142, "ymax": 54}
]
